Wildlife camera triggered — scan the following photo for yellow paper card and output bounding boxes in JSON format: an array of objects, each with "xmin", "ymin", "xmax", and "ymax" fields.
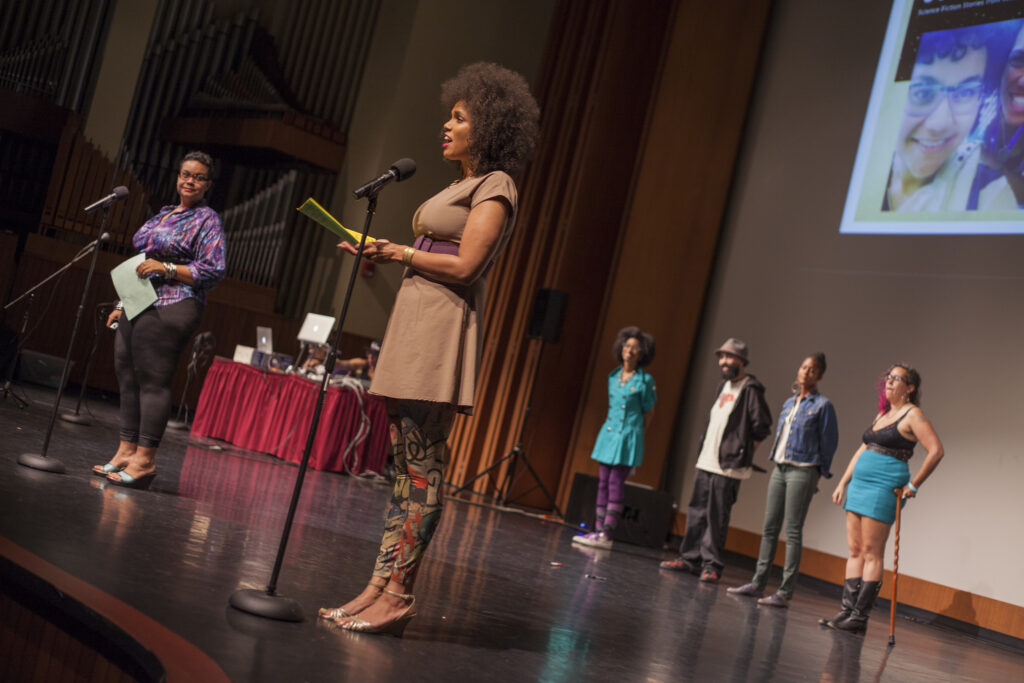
[{"xmin": 296, "ymin": 198, "xmax": 376, "ymax": 246}]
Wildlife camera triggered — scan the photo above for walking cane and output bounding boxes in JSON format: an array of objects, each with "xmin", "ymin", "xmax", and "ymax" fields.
[{"xmin": 889, "ymin": 487, "xmax": 903, "ymax": 646}]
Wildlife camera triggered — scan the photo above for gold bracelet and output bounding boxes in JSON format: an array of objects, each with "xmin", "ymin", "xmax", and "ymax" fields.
[{"xmin": 402, "ymin": 246, "xmax": 415, "ymax": 266}]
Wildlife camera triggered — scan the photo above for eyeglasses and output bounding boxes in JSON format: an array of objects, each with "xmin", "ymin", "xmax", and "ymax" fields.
[
  {"xmin": 906, "ymin": 79, "xmax": 983, "ymax": 117},
  {"xmin": 179, "ymin": 170, "xmax": 210, "ymax": 182},
  {"xmin": 884, "ymin": 374, "xmax": 909, "ymax": 385}
]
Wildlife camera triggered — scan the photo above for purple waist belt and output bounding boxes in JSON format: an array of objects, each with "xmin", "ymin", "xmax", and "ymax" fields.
[
  {"xmin": 411, "ymin": 235, "xmax": 494, "ymax": 277},
  {"xmin": 413, "ymin": 234, "xmax": 460, "ymax": 255}
]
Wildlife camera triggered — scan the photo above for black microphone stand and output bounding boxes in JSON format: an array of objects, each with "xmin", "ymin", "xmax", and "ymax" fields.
[
  {"xmin": 17, "ymin": 217, "xmax": 110, "ymax": 474},
  {"xmin": 59, "ymin": 301, "xmax": 113, "ymax": 426},
  {"xmin": 230, "ymin": 194, "xmax": 380, "ymax": 622}
]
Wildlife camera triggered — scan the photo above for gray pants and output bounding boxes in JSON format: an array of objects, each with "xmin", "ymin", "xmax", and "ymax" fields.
[{"xmin": 751, "ymin": 463, "xmax": 820, "ymax": 599}]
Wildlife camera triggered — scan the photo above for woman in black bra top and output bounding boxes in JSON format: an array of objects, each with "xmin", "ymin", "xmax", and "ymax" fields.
[{"xmin": 822, "ymin": 363, "xmax": 944, "ymax": 634}]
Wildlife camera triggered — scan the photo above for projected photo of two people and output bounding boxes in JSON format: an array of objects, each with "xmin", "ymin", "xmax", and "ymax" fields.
[{"xmin": 887, "ymin": 19, "xmax": 1024, "ymax": 212}]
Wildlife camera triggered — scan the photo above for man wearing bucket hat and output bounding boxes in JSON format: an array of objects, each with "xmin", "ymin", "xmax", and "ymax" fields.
[{"xmin": 660, "ymin": 338, "xmax": 772, "ymax": 583}]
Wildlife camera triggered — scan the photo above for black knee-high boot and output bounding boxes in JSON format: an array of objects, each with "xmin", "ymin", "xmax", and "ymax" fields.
[
  {"xmin": 819, "ymin": 577, "xmax": 861, "ymax": 627},
  {"xmin": 832, "ymin": 580, "xmax": 881, "ymax": 634}
]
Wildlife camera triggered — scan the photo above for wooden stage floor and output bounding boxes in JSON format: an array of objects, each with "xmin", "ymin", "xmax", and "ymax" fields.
[{"xmin": 1, "ymin": 383, "xmax": 1022, "ymax": 681}]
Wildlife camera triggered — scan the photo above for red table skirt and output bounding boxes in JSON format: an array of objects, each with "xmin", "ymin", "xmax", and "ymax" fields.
[{"xmin": 191, "ymin": 358, "xmax": 389, "ymax": 474}]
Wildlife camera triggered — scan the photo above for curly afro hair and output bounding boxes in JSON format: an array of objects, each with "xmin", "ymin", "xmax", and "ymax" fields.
[
  {"xmin": 440, "ymin": 62, "xmax": 539, "ymax": 176},
  {"xmin": 613, "ymin": 326, "xmax": 655, "ymax": 368}
]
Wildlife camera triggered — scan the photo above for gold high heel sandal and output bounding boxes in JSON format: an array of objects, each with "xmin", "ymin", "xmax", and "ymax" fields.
[
  {"xmin": 318, "ymin": 582, "xmax": 385, "ymax": 621},
  {"xmin": 336, "ymin": 589, "xmax": 416, "ymax": 637}
]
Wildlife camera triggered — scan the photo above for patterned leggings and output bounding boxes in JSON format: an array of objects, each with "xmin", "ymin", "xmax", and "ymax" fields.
[
  {"xmin": 372, "ymin": 399, "xmax": 455, "ymax": 586},
  {"xmin": 595, "ymin": 464, "xmax": 631, "ymax": 533}
]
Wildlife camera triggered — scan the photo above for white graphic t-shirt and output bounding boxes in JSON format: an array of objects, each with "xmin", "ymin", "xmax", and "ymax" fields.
[{"xmin": 696, "ymin": 377, "xmax": 751, "ymax": 480}]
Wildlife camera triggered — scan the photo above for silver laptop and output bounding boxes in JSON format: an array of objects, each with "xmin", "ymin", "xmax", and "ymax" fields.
[
  {"xmin": 297, "ymin": 313, "xmax": 335, "ymax": 344},
  {"xmin": 256, "ymin": 326, "xmax": 273, "ymax": 353}
]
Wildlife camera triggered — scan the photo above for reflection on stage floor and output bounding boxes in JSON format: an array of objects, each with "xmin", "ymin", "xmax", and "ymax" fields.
[{"xmin": 1, "ymin": 384, "xmax": 1022, "ymax": 681}]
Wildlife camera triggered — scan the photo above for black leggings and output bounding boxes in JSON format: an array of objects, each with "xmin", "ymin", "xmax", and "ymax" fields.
[{"xmin": 114, "ymin": 298, "xmax": 202, "ymax": 448}]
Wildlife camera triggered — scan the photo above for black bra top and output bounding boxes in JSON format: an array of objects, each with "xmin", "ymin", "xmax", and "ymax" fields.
[{"xmin": 862, "ymin": 409, "xmax": 917, "ymax": 452}]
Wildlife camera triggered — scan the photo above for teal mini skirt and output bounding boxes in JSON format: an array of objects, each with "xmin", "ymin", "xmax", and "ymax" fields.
[{"xmin": 844, "ymin": 449, "xmax": 909, "ymax": 524}]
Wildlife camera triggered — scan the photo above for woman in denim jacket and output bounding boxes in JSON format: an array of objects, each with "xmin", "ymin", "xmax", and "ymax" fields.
[{"xmin": 728, "ymin": 353, "xmax": 838, "ymax": 606}]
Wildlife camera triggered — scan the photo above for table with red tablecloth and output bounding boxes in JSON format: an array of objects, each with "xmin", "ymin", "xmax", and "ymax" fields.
[{"xmin": 191, "ymin": 357, "xmax": 389, "ymax": 474}]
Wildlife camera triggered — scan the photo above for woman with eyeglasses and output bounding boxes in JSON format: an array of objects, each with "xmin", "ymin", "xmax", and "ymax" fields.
[
  {"xmin": 822, "ymin": 364, "xmax": 944, "ymax": 634},
  {"xmin": 884, "ymin": 25, "xmax": 991, "ymax": 212},
  {"xmin": 96, "ymin": 151, "xmax": 225, "ymax": 489}
]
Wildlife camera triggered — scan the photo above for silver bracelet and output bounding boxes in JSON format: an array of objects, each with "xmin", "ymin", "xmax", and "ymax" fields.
[
  {"xmin": 115, "ymin": 301, "xmax": 124, "ymax": 311},
  {"xmin": 164, "ymin": 261, "xmax": 176, "ymax": 279}
]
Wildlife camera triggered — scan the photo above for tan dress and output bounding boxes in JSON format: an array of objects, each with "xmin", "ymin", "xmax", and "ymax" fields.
[{"xmin": 370, "ymin": 171, "xmax": 518, "ymax": 412}]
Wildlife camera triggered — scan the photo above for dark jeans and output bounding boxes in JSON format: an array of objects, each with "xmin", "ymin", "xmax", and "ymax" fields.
[
  {"xmin": 751, "ymin": 463, "xmax": 820, "ymax": 598},
  {"xmin": 679, "ymin": 469, "xmax": 741, "ymax": 571},
  {"xmin": 115, "ymin": 298, "xmax": 202, "ymax": 448}
]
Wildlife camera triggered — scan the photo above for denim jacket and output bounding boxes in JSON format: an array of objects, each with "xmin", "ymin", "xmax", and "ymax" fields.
[{"xmin": 768, "ymin": 390, "xmax": 838, "ymax": 478}]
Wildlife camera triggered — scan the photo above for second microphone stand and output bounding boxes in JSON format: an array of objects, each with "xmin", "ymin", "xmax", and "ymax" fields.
[{"xmin": 16, "ymin": 220, "xmax": 111, "ymax": 473}]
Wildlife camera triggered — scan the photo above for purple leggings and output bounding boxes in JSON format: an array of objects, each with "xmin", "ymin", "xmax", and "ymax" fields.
[{"xmin": 595, "ymin": 464, "xmax": 631, "ymax": 532}]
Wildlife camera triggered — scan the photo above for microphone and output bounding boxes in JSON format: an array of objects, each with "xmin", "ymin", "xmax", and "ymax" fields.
[
  {"xmin": 352, "ymin": 158, "xmax": 416, "ymax": 199},
  {"xmin": 84, "ymin": 186, "xmax": 129, "ymax": 213}
]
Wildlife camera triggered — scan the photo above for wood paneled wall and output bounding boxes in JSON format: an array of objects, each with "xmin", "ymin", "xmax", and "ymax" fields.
[
  {"xmin": 557, "ymin": 0, "xmax": 774, "ymax": 504},
  {"xmin": 446, "ymin": 0, "xmax": 773, "ymax": 512},
  {"xmin": 39, "ymin": 117, "xmax": 152, "ymax": 255},
  {"xmin": 445, "ymin": 0, "xmax": 679, "ymax": 507}
]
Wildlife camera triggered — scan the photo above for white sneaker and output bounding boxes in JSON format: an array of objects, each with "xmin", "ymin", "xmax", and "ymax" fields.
[
  {"xmin": 575, "ymin": 531, "xmax": 613, "ymax": 550},
  {"xmin": 571, "ymin": 531, "xmax": 597, "ymax": 545}
]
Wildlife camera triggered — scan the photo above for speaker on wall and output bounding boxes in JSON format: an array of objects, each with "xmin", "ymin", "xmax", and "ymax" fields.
[{"xmin": 527, "ymin": 289, "xmax": 567, "ymax": 343}]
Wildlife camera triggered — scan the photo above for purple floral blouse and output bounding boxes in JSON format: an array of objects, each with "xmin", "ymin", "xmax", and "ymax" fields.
[{"xmin": 132, "ymin": 202, "xmax": 226, "ymax": 306}]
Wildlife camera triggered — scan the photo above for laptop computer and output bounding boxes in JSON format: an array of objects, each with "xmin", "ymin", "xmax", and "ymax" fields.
[
  {"xmin": 256, "ymin": 326, "xmax": 273, "ymax": 353},
  {"xmin": 297, "ymin": 313, "xmax": 335, "ymax": 345}
]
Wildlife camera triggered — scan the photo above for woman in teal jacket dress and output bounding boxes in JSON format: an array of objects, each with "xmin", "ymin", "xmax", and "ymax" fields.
[{"xmin": 573, "ymin": 326, "xmax": 656, "ymax": 550}]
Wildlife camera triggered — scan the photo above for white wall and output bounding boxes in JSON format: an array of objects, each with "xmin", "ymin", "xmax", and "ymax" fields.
[
  {"xmin": 667, "ymin": 0, "xmax": 1024, "ymax": 608},
  {"xmin": 307, "ymin": 0, "xmax": 556, "ymax": 338}
]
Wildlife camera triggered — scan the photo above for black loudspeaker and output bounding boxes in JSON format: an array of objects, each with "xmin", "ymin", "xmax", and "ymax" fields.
[
  {"xmin": 527, "ymin": 289, "xmax": 567, "ymax": 342},
  {"xmin": 565, "ymin": 472, "xmax": 675, "ymax": 548}
]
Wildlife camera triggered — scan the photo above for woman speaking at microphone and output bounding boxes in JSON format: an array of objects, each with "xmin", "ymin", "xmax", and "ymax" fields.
[
  {"xmin": 95, "ymin": 151, "xmax": 225, "ymax": 489},
  {"xmin": 319, "ymin": 63, "xmax": 539, "ymax": 636}
]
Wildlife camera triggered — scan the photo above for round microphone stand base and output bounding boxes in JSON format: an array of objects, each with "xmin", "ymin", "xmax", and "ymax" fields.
[
  {"xmin": 229, "ymin": 589, "xmax": 303, "ymax": 622},
  {"xmin": 18, "ymin": 453, "xmax": 67, "ymax": 473},
  {"xmin": 59, "ymin": 411, "xmax": 92, "ymax": 426},
  {"xmin": 165, "ymin": 419, "xmax": 189, "ymax": 431}
]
